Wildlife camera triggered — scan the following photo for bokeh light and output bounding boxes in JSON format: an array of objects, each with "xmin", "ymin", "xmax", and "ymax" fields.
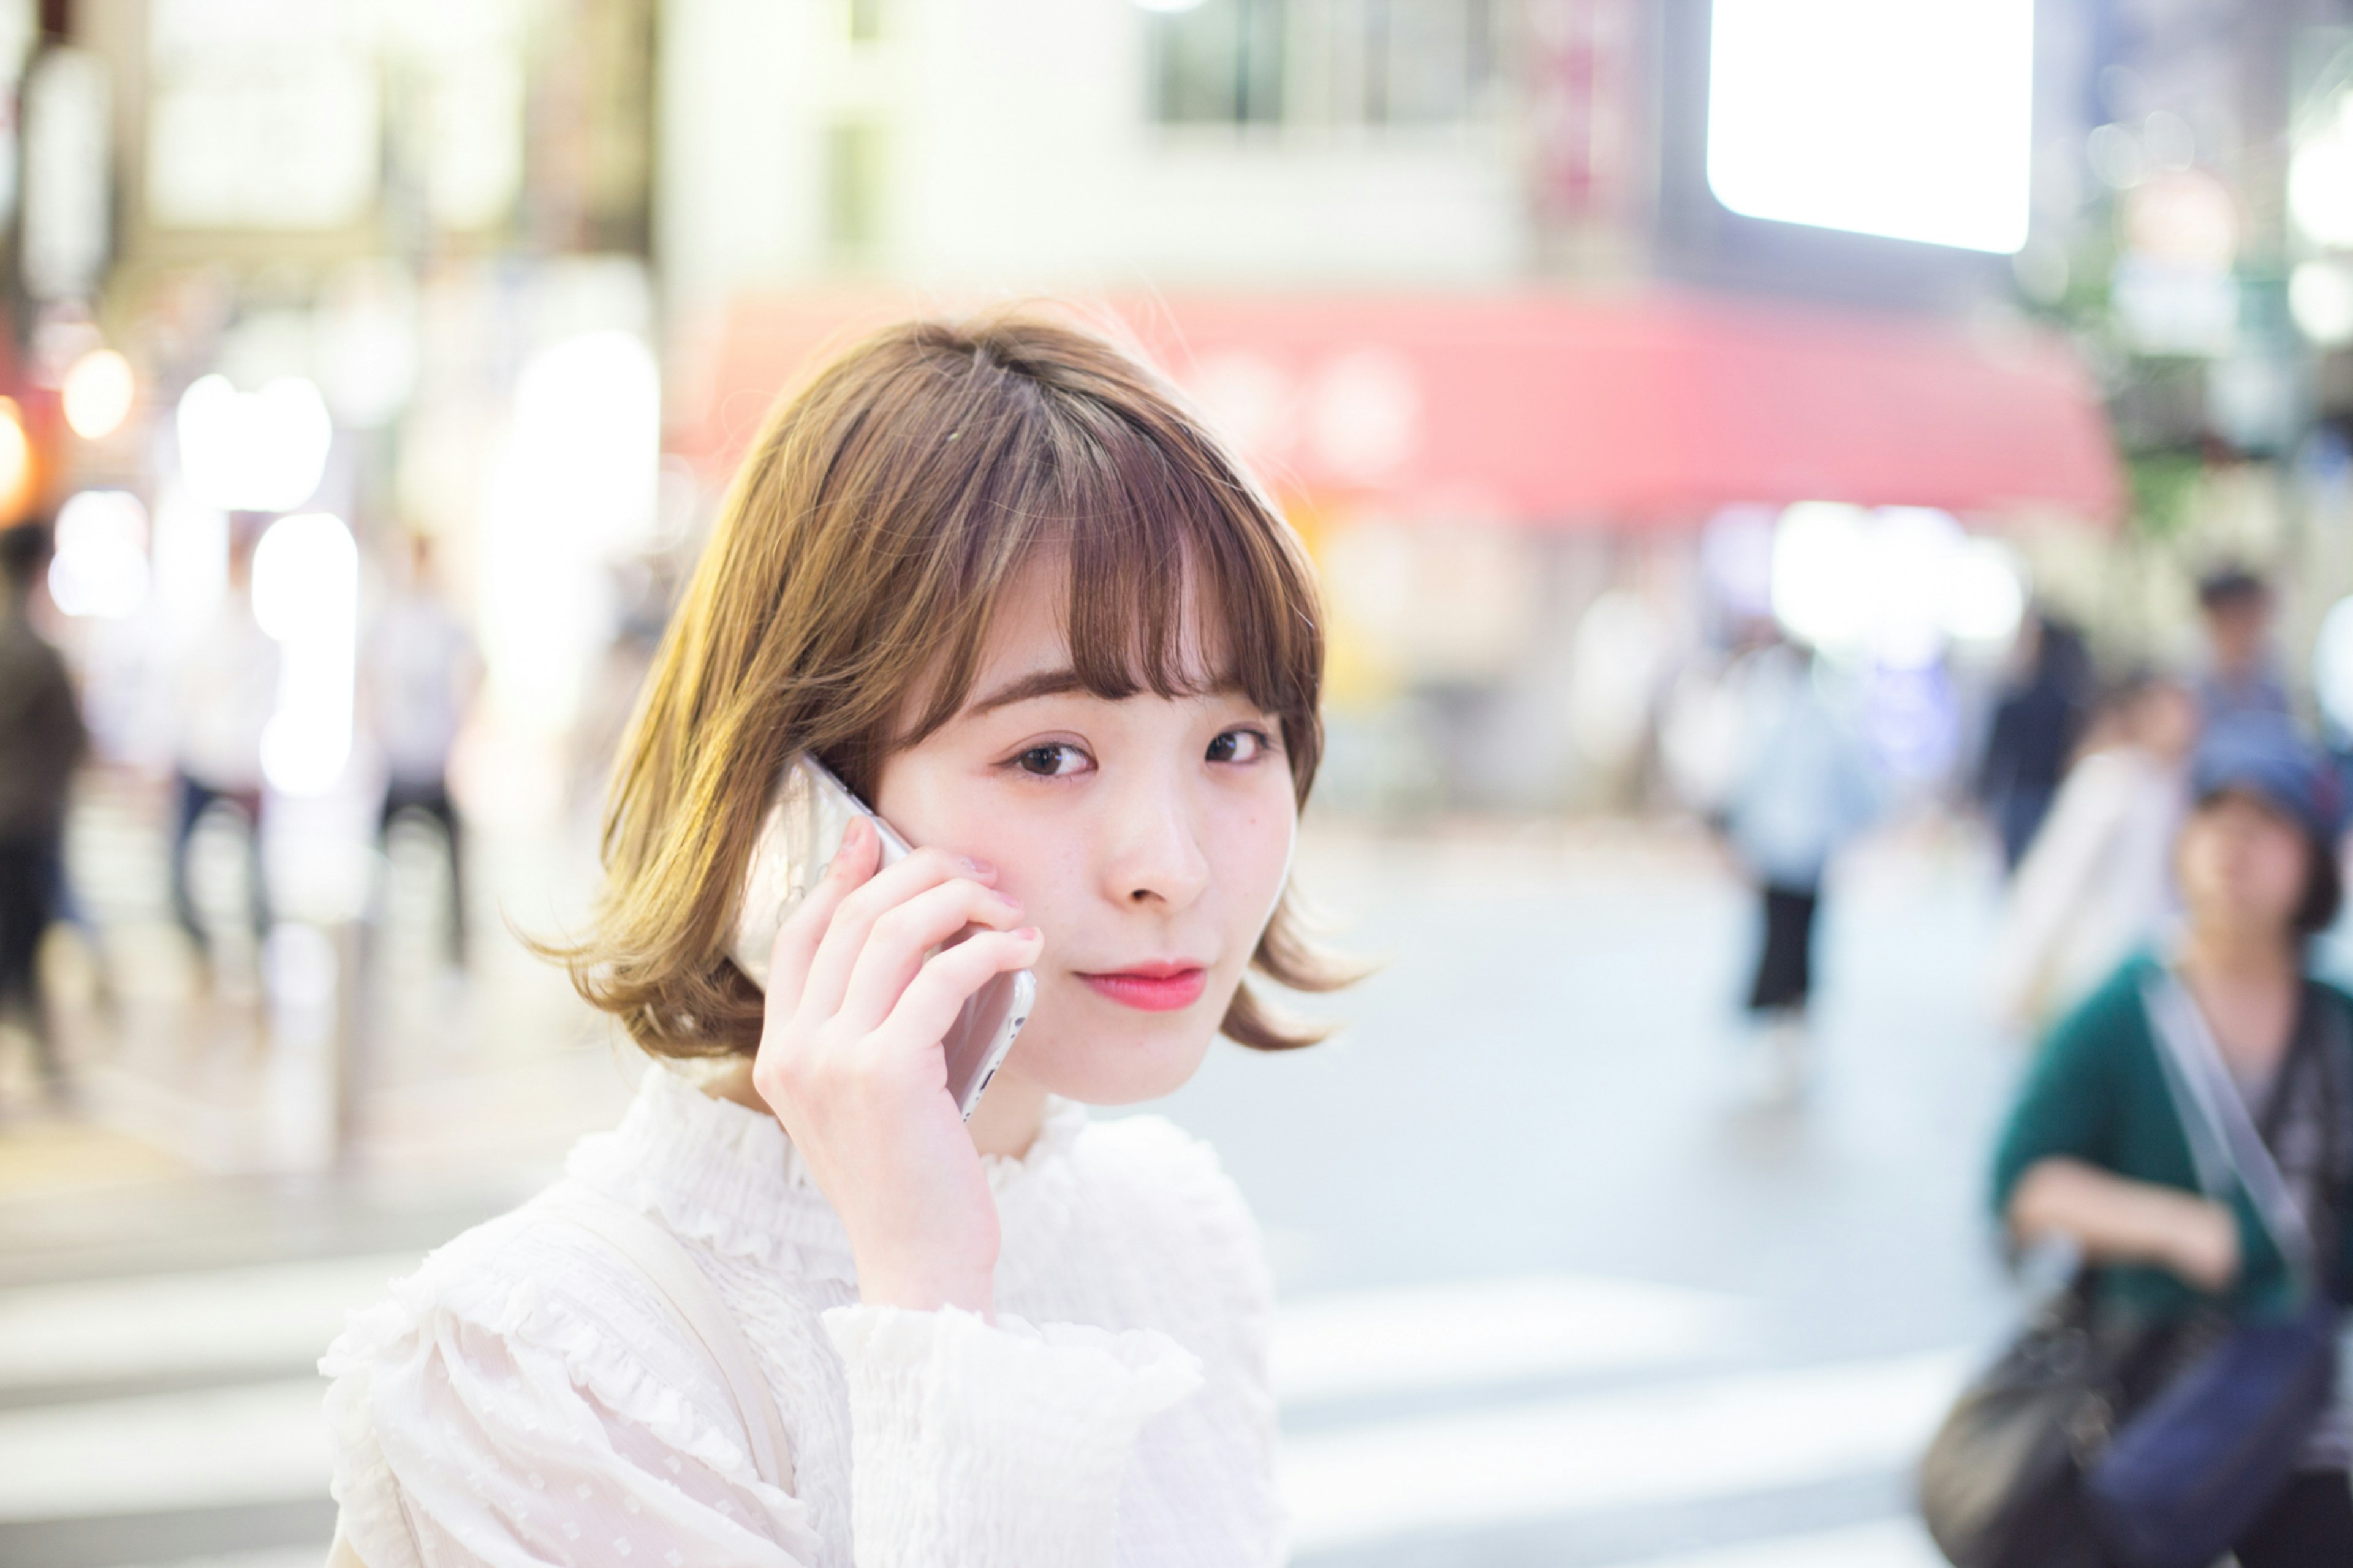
[
  {"xmin": 0, "ymin": 396, "xmax": 34, "ymax": 519},
  {"xmin": 176, "ymin": 374, "xmax": 333, "ymax": 513},
  {"xmin": 2290, "ymin": 98, "xmax": 2353, "ymax": 249},
  {"xmin": 61, "ymin": 347, "xmax": 134, "ymax": 439},
  {"xmin": 478, "ymin": 329, "xmax": 659, "ymax": 730},
  {"xmin": 1769, "ymin": 501, "xmax": 1873, "ymax": 652},
  {"xmin": 45, "ymin": 489, "xmax": 150, "ymax": 619},
  {"xmin": 1707, "ymin": 0, "xmax": 2034, "ymax": 254},
  {"xmin": 251, "ymin": 510, "xmax": 358, "ymax": 795},
  {"xmin": 2316, "ymin": 594, "xmax": 2353, "ymax": 738},
  {"xmin": 2292, "ymin": 261, "xmax": 2353, "ymax": 347},
  {"xmin": 1770, "ymin": 502, "xmax": 2022, "ymax": 662}
]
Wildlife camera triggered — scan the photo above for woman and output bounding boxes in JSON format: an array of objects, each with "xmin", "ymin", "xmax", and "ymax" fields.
[
  {"xmin": 1994, "ymin": 712, "xmax": 2353, "ymax": 1561},
  {"xmin": 1985, "ymin": 673, "xmax": 2198, "ymax": 1034},
  {"xmin": 322, "ymin": 315, "xmax": 1347, "ymax": 1566}
]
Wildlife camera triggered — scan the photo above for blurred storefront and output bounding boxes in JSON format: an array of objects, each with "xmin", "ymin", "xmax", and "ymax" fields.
[
  {"xmin": 670, "ymin": 286, "xmax": 2120, "ymax": 808},
  {"xmin": 651, "ymin": 0, "xmax": 2128, "ymax": 811},
  {"xmin": 15, "ymin": 0, "xmax": 2353, "ymax": 1144}
]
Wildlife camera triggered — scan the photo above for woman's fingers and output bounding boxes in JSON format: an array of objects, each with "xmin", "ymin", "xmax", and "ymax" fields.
[
  {"xmin": 762, "ymin": 815, "xmax": 882, "ymax": 1023},
  {"xmin": 836, "ymin": 877, "xmax": 1025, "ymax": 1032},
  {"xmin": 799, "ymin": 844, "xmax": 996, "ymax": 1022},
  {"xmin": 876, "ymin": 927, "xmax": 1044, "ymax": 1059}
]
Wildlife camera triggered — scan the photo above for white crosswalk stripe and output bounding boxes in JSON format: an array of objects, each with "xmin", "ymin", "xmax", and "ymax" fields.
[
  {"xmin": 0, "ymin": 1254, "xmax": 1957, "ymax": 1563},
  {"xmin": 1273, "ymin": 1271, "xmax": 1749, "ymax": 1406},
  {"xmin": 113, "ymin": 1554, "xmax": 327, "ymax": 1568},
  {"xmin": 1606, "ymin": 1518, "xmax": 1946, "ymax": 1568},
  {"xmin": 0, "ymin": 1377, "xmax": 328, "ymax": 1521},
  {"xmin": 0, "ymin": 1253, "xmax": 422, "ymax": 1390},
  {"xmin": 1285, "ymin": 1348, "xmax": 1966, "ymax": 1553}
]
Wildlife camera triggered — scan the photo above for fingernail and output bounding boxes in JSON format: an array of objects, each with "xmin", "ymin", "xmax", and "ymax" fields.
[
  {"xmin": 1014, "ymin": 926, "xmax": 1041, "ymax": 941},
  {"xmin": 990, "ymin": 890, "xmax": 1021, "ymax": 911},
  {"xmin": 961, "ymin": 855, "xmax": 995, "ymax": 876}
]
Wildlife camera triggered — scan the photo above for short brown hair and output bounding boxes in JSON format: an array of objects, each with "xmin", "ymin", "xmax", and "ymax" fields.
[
  {"xmin": 2298, "ymin": 833, "xmax": 2344, "ymax": 937},
  {"xmin": 551, "ymin": 312, "xmax": 1347, "ymax": 1058}
]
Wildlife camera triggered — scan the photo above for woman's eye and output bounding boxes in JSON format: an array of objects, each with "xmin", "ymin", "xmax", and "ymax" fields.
[
  {"xmin": 1207, "ymin": 728, "xmax": 1271, "ymax": 765},
  {"xmin": 1015, "ymin": 743, "xmax": 1086, "ymax": 777}
]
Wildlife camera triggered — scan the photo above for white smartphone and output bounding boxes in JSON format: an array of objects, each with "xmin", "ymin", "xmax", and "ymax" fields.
[{"xmin": 730, "ymin": 753, "xmax": 1033, "ymax": 1119}]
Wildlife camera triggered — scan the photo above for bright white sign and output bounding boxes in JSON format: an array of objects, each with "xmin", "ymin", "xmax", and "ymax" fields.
[{"xmin": 1707, "ymin": 0, "xmax": 2034, "ymax": 254}]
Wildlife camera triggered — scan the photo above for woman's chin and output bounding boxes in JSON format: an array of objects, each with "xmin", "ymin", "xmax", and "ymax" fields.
[{"xmin": 1015, "ymin": 998, "xmax": 1220, "ymax": 1106}]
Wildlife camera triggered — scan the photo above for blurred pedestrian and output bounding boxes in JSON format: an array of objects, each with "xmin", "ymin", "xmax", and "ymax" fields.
[
  {"xmin": 2196, "ymin": 567, "xmax": 2293, "ymax": 727},
  {"xmin": 170, "ymin": 520, "xmax": 279, "ymax": 977},
  {"xmin": 1990, "ymin": 713, "xmax": 2353, "ymax": 1561},
  {"xmin": 1977, "ymin": 611, "xmax": 2093, "ymax": 871},
  {"xmin": 363, "ymin": 534, "xmax": 478, "ymax": 965},
  {"xmin": 1724, "ymin": 641, "xmax": 1882, "ymax": 1096},
  {"xmin": 0, "ymin": 521, "xmax": 85, "ymax": 1105},
  {"xmin": 1987, "ymin": 674, "xmax": 2198, "ymax": 1034}
]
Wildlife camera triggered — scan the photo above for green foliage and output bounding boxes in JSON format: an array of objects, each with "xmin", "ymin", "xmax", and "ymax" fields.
[{"xmin": 2128, "ymin": 450, "xmax": 2203, "ymax": 539}]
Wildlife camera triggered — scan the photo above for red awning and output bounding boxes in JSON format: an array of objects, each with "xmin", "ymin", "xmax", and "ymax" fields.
[{"xmin": 670, "ymin": 290, "xmax": 2121, "ymax": 526}]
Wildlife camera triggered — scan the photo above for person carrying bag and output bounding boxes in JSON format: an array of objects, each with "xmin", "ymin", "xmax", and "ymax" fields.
[{"xmin": 1922, "ymin": 713, "xmax": 2353, "ymax": 1567}]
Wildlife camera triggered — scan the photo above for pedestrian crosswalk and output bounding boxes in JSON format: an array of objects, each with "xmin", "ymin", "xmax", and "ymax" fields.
[
  {"xmin": 1284, "ymin": 1347, "xmax": 1965, "ymax": 1553},
  {"xmin": 0, "ymin": 1249, "xmax": 1963, "ymax": 1566}
]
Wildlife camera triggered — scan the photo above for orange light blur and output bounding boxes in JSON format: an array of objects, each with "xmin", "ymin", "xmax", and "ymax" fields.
[{"xmin": 0, "ymin": 398, "xmax": 37, "ymax": 523}]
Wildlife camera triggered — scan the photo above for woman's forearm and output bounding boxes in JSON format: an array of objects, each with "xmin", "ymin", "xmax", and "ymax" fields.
[{"xmin": 2007, "ymin": 1156, "xmax": 2239, "ymax": 1292}]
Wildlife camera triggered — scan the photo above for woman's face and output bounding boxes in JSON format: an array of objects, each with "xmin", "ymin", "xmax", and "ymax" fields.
[
  {"xmin": 871, "ymin": 561, "xmax": 1299, "ymax": 1105},
  {"xmin": 2175, "ymin": 790, "xmax": 2309, "ymax": 941}
]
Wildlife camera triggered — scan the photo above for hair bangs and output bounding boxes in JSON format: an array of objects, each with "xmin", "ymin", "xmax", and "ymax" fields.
[{"xmin": 895, "ymin": 349, "xmax": 1324, "ymax": 801}]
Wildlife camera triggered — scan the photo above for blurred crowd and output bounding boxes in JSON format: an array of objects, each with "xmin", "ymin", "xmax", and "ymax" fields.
[{"xmin": 0, "ymin": 505, "xmax": 480, "ymax": 1116}]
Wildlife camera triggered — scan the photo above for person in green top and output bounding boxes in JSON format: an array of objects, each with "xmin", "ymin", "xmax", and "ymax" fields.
[{"xmin": 1993, "ymin": 710, "xmax": 2353, "ymax": 1561}]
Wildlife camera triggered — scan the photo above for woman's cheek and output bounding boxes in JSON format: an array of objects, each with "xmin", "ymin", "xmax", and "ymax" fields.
[
  {"xmin": 2262, "ymin": 838, "xmax": 2310, "ymax": 914},
  {"xmin": 1230, "ymin": 793, "xmax": 1297, "ymax": 936}
]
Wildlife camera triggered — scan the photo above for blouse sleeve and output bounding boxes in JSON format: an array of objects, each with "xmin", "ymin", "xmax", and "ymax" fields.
[
  {"xmin": 321, "ymin": 1257, "xmax": 821, "ymax": 1568},
  {"xmin": 823, "ymin": 1306, "xmax": 1203, "ymax": 1567}
]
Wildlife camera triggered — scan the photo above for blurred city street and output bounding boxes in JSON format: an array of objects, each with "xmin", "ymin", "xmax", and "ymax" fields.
[
  {"xmin": 1, "ymin": 0, "xmax": 2351, "ymax": 1561},
  {"xmin": 0, "ymin": 812, "xmax": 2022, "ymax": 1568}
]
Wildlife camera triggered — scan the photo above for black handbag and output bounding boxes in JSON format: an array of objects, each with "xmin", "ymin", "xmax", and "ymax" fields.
[{"xmin": 1917, "ymin": 1270, "xmax": 2190, "ymax": 1568}]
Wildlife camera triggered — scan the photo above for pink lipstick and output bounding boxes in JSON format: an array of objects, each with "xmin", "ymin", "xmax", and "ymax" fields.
[{"xmin": 1080, "ymin": 963, "xmax": 1208, "ymax": 1012}]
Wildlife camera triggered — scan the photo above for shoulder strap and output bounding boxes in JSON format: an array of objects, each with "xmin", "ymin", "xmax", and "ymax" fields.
[
  {"xmin": 2140, "ymin": 969, "xmax": 2316, "ymax": 1279},
  {"xmin": 540, "ymin": 1188, "xmax": 797, "ymax": 1493}
]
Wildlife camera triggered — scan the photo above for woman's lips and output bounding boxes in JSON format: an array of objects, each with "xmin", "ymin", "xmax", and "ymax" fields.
[{"xmin": 1079, "ymin": 965, "xmax": 1208, "ymax": 1012}]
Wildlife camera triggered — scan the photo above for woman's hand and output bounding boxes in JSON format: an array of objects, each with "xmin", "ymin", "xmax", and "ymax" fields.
[
  {"xmin": 2159, "ymin": 1196, "xmax": 2241, "ymax": 1295},
  {"xmin": 750, "ymin": 817, "xmax": 1043, "ymax": 1317},
  {"xmin": 2009, "ymin": 1157, "xmax": 2241, "ymax": 1295}
]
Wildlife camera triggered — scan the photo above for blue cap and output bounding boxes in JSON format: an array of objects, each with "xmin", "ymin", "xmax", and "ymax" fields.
[{"xmin": 2191, "ymin": 713, "xmax": 2346, "ymax": 844}]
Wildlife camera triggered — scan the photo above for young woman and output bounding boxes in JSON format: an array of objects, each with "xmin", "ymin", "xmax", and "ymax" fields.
[
  {"xmin": 322, "ymin": 315, "xmax": 1346, "ymax": 1566},
  {"xmin": 1993, "ymin": 713, "xmax": 2353, "ymax": 1562},
  {"xmin": 1985, "ymin": 673, "xmax": 2198, "ymax": 1034}
]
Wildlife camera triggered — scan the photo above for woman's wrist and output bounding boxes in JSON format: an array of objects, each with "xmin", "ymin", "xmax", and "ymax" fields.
[
  {"xmin": 854, "ymin": 1254, "xmax": 996, "ymax": 1318},
  {"xmin": 2140, "ymin": 1189, "xmax": 2239, "ymax": 1290}
]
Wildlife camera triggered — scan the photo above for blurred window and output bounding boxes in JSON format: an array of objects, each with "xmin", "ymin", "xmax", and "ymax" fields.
[
  {"xmin": 1150, "ymin": 0, "xmax": 1502, "ymax": 129},
  {"xmin": 146, "ymin": 0, "xmax": 379, "ymax": 230},
  {"xmin": 826, "ymin": 120, "xmax": 884, "ymax": 262}
]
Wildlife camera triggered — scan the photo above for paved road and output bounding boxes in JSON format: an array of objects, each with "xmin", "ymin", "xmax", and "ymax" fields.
[{"xmin": 0, "ymin": 817, "xmax": 2027, "ymax": 1566}]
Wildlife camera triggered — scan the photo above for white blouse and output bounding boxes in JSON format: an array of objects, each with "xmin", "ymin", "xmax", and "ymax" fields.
[{"xmin": 320, "ymin": 1064, "xmax": 1285, "ymax": 1567}]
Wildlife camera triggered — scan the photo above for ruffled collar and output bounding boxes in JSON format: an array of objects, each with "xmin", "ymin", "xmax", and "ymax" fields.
[{"xmin": 564, "ymin": 1063, "xmax": 1089, "ymax": 1277}]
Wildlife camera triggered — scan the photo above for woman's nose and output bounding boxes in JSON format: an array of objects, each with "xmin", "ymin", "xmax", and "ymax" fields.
[{"xmin": 1102, "ymin": 781, "xmax": 1212, "ymax": 911}]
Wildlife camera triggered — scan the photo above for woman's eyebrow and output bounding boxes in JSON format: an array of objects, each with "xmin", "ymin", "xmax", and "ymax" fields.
[
  {"xmin": 964, "ymin": 667, "xmax": 1249, "ymax": 716},
  {"xmin": 968, "ymin": 667, "xmax": 1088, "ymax": 715}
]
